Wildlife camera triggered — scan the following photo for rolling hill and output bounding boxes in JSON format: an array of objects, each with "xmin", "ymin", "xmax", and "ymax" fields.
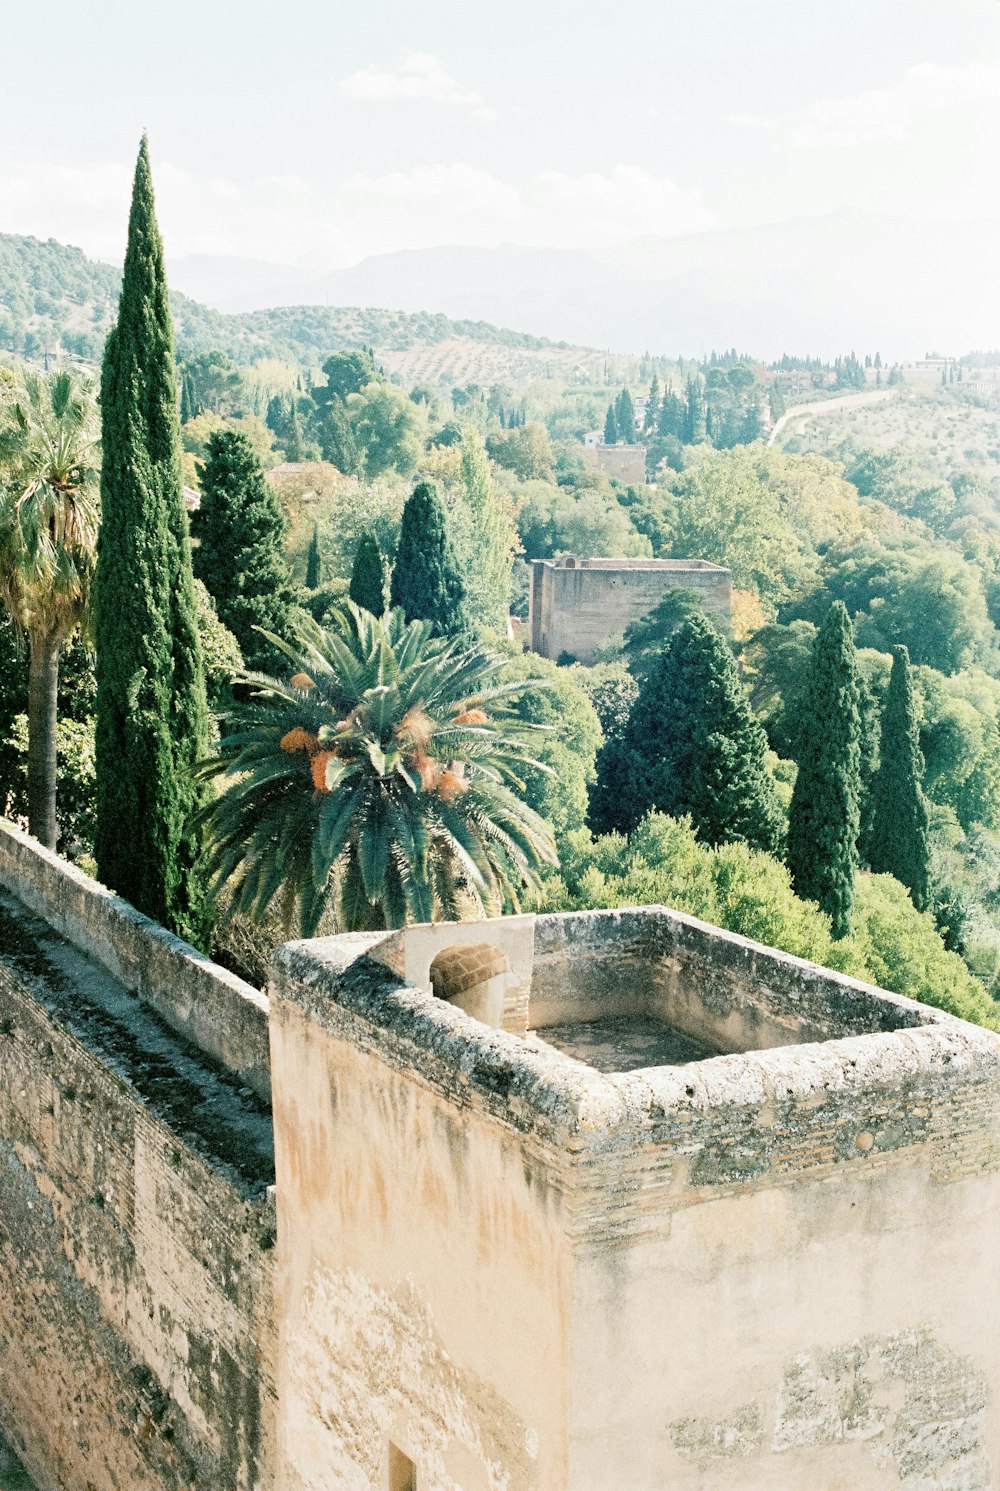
[{"xmin": 0, "ymin": 233, "xmax": 603, "ymax": 385}]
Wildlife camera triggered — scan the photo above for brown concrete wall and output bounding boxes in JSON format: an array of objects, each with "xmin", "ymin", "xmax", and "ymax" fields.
[
  {"xmin": 567, "ymin": 1026, "xmax": 1000, "ymax": 1490},
  {"xmin": 268, "ymin": 940, "xmax": 577, "ymax": 1491},
  {"xmin": 0, "ymin": 821, "xmax": 271, "ymax": 1100},
  {"xmin": 582, "ymin": 445, "xmax": 646, "ymax": 483},
  {"xmin": 529, "ymin": 561, "xmax": 731, "ymax": 662}
]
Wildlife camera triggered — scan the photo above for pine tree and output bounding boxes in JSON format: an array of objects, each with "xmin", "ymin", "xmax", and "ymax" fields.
[
  {"xmin": 868, "ymin": 646, "xmax": 930, "ymax": 909},
  {"xmin": 589, "ymin": 614, "xmax": 782, "ymax": 850},
  {"xmin": 389, "ymin": 481, "xmax": 466, "ymax": 636},
  {"xmin": 94, "ymin": 136, "xmax": 212, "ymax": 945},
  {"xmin": 786, "ymin": 602, "xmax": 861, "ymax": 937},
  {"xmin": 349, "ymin": 532, "xmax": 387, "ymax": 614},
  {"xmin": 615, "ymin": 388, "xmax": 636, "ymax": 442},
  {"xmin": 684, "ymin": 376, "xmax": 707, "ymax": 444},
  {"xmin": 305, "ymin": 523, "xmax": 323, "ymax": 590},
  {"xmin": 191, "ymin": 429, "xmax": 294, "ymax": 672},
  {"xmin": 603, "ymin": 403, "xmax": 618, "ymax": 445}
]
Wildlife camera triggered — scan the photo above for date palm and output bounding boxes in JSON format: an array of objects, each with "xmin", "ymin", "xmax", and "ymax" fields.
[
  {"xmin": 197, "ymin": 604, "xmax": 557, "ymax": 936},
  {"xmin": 0, "ymin": 371, "xmax": 100, "ymax": 847}
]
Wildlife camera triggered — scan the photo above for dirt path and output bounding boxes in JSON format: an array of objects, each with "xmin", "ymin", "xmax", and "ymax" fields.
[{"xmin": 768, "ymin": 387, "xmax": 898, "ymax": 445}]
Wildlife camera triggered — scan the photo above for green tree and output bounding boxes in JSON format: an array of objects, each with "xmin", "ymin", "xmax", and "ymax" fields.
[
  {"xmin": 786, "ymin": 601, "xmax": 861, "ymax": 937},
  {"xmin": 590, "ymin": 614, "xmax": 782, "ymax": 851},
  {"xmin": 390, "ymin": 482, "xmax": 467, "ymax": 635},
  {"xmin": 349, "ymin": 533, "xmax": 386, "ymax": 615},
  {"xmin": 197, "ymin": 606, "xmax": 556, "ymax": 935},
  {"xmin": 603, "ymin": 403, "xmax": 618, "ymax": 445},
  {"xmin": 485, "ymin": 422, "xmax": 555, "ymax": 480},
  {"xmin": 318, "ymin": 394, "xmax": 359, "ymax": 474},
  {"xmin": 305, "ymin": 523, "xmax": 322, "ymax": 590},
  {"xmin": 684, "ymin": 376, "xmax": 707, "ymax": 444},
  {"xmin": 349, "ymin": 383, "xmax": 425, "ymax": 478},
  {"xmin": 615, "ymin": 388, "xmax": 636, "ymax": 441},
  {"xmin": 856, "ymin": 674, "xmax": 881, "ymax": 866},
  {"xmin": 0, "ymin": 370, "xmax": 100, "ymax": 846},
  {"xmin": 94, "ymin": 136, "xmax": 212, "ymax": 945},
  {"xmin": 868, "ymin": 646, "xmax": 930, "ymax": 909},
  {"xmin": 313, "ymin": 349, "xmax": 379, "ymax": 406},
  {"xmin": 191, "ymin": 429, "xmax": 294, "ymax": 672},
  {"xmin": 454, "ymin": 430, "xmax": 518, "ymax": 635}
]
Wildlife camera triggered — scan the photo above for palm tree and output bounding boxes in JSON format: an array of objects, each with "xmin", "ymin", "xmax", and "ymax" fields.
[
  {"xmin": 197, "ymin": 604, "xmax": 557, "ymax": 936},
  {"xmin": 0, "ymin": 371, "xmax": 100, "ymax": 848}
]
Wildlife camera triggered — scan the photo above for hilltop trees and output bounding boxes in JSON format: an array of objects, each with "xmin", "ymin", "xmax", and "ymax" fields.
[
  {"xmin": 0, "ymin": 370, "xmax": 100, "ymax": 846},
  {"xmin": 94, "ymin": 136, "xmax": 212, "ymax": 945},
  {"xmin": 390, "ymin": 482, "xmax": 466, "ymax": 635},
  {"xmin": 786, "ymin": 602, "xmax": 861, "ymax": 937},
  {"xmin": 868, "ymin": 646, "xmax": 930, "ymax": 909},
  {"xmin": 590, "ymin": 614, "xmax": 782, "ymax": 851},
  {"xmin": 191, "ymin": 428, "xmax": 294, "ymax": 672}
]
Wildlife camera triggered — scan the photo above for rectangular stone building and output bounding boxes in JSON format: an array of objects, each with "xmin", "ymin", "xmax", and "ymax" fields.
[{"xmin": 528, "ymin": 555, "xmax": 732, "ymax": 662}]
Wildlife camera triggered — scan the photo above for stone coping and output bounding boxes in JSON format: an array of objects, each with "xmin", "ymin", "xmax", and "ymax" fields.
[
  {"xmin": 0, "ymin": 820, "xmax": 271, "ymax": 1101},
  {"xmin": 270, "ymin": 906, "xmax": 1000, "ymax": 1155}
]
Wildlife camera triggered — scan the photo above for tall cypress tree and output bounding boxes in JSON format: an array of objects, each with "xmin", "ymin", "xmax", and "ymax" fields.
[
  {"xmin": 615, "ymin": 387, "xmax": 636, "ymax": 441},
  {"xmin": 856, "ymin": 673, "xmax": 881, "ymax": 867},
  {"xmin": 787, "ymin": 601, "xmax": 861, "ymax": 937},
  {"xmin": 389, "ymin": 481, "xmax": 466, "ymax": 635},
  {"xmin": 589, "ymin": 614, "xmax": 782, "ymax": 850},
  {"xmin": 684, "ymin": 376, "xmax": 707, "ymax": 444},
  {"xmin": 191, "ymin": 429, "xmax": 294, "ymax": 671},
  {"xmin": 603, "ymin": 403, "xmax": 619, "ymax": 445},
  {"xmin": 94, "ymin": 136, "xmax": 211, "ymax": 945},
  {"xmin": 868, "ymin": 646, "xmax": 930, "ymax": 909},
  {"xmin": 349, "ymin": 533, "xmax": 387, "ymax": 614},
  {"xmin": 305, "ymin": 523, "xmax": 323, "ymax": 590}
]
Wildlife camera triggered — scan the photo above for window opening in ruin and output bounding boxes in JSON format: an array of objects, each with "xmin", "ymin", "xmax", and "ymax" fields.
[
  {"xmin": 388, "ymin": 1443, "xmax": 417, "ymax": 1491},
  {"xmin": 429, "ymin": 943, "xmax": 509, "ymax": 1029}
]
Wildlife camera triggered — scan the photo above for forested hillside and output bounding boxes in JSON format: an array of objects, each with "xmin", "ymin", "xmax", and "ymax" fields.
[{"xmin": 0, "ymin": 233, "xmax": 597, "ymax": 380}]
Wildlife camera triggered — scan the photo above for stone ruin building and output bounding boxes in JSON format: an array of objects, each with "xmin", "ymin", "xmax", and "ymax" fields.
[
  {"xmin": 1, "ymin": 817, "xmax": 999, "ymax": 1490},
  {"xmin": 528, "ymin": 556, "xmax": 732, "ymax": 663}
]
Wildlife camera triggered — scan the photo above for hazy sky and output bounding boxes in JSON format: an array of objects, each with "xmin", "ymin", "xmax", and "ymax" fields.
[{"xmin": 4, "ymin": 0, "xmax": 1000, "ymax": 268}]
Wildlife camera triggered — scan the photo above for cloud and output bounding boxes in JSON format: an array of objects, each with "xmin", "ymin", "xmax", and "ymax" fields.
[
  {"xmin": 0, "ymin": 157, "xmax": 713, "ymax": 270},
  {"xmin": 735, "ymin": 57, "xmax": 1000, "ymax": 149},
  {"xmin": 340, "ymin": 53, "xmax": 496, "ymax": 121}
]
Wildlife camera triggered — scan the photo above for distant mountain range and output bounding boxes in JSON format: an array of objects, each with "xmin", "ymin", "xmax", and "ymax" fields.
[
  {"xmin": 4, "ymin": 208, "xmax": 999, "ymax": 377},
  {"xmin": 0, "ymin": 233, "xmax": 600, "ymax": 384},
  {"xmin": 167, "ymin": 209, "xmax": 1000, "ymax": 363}
]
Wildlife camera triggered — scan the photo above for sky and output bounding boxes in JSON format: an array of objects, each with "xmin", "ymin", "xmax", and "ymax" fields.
[{"xmin": 3, "ymin": 0, "xmax": 1000, "ymax": 270}]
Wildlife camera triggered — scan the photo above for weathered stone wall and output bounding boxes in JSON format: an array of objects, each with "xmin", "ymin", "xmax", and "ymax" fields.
[
  {"xmin": 0, "ymin": 833, "xmax": 277, "ymax": 1491},
  {"xmin": 528, "ymin": 557, "xmax": 732, "ymax": 662},
  {"xmin": 268, "ymin": 916, "xmax": 1000, "ymax": 1491},
  {"xmin": 0, "ymin": 822, "xmax": 270, "ymax": 1100}
]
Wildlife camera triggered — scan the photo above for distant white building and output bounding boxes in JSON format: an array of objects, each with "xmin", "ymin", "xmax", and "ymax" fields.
[{"xmin": 584, "ymin": 429, "xmax": 604, "ymax": 446}]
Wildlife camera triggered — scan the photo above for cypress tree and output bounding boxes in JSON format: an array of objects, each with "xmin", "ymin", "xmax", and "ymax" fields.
[
  {"xmin": 856, "ymin": 673, "xmax": 880, "ymax": 867},
  {"xmin": 389, "ymin": 481, "xmax": 466, "ymax": 635},
  {"xmin": 589, "ymin": 614, "xmax": 782, "ymax": 850},
  {"xmin": 603, "ymin": 403, "xmax": 618, "ymax": 445},
  {"xmin": 321, "ymin": 393, "xmax": 359, "ymax": 474},
  {"xmin": 192, "ymin": 430, "xmax": 294, "ymax": 672},
  {"xmin": 179, "ymin": 370, "xmax": 195, "ymax": 425},
  {"xmin": 94, "ymin": 136, "xmax": 212, "ymax": 945},
  {"xmin": 305, "ymin": 523, "xmax": 323, "ymax": 590},
  {"xmin": 684, "ymin": 376, "xmax": 707, "ymax": 444},
  {"xmin": 615, "ymin": 387, "xmax": 636, "ymax": 441},
  {"xmin": 786, "ymin": 602, "xmax": 861, "ymax": 937},
  {"xmin": 868, "ymin": 646, "xmax": 930, "ymax": 909},
  {"xmin": 349, "ymin": 533, "xmax": 387, "ymax": 614}
]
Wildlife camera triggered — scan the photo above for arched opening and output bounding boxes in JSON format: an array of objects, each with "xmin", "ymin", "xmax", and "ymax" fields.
[{"xmin": 429, "ymin": 943, "xmax": 509, "ymax": 1030}]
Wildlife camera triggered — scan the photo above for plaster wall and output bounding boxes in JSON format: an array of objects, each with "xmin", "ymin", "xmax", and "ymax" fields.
[
  {"xmin": 528, "ymin": 559, "xmax": 731, "ymax": 663},
  {"xmin": 268, "ymin": 942, "xmax": 573, "ymax": 1491},
  {"xmin": 567, "ymin": 1032, "xmax": 1000, "ymax": 1490}
]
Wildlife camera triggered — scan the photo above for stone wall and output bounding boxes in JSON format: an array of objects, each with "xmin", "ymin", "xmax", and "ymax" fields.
[
  {"xmin": 528, "ymin": 557, "xmax": 732, "ymax": 662},
  {"xmin": 0, "ymin": 826, "xmax": 277, "ymax": 1491}
]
